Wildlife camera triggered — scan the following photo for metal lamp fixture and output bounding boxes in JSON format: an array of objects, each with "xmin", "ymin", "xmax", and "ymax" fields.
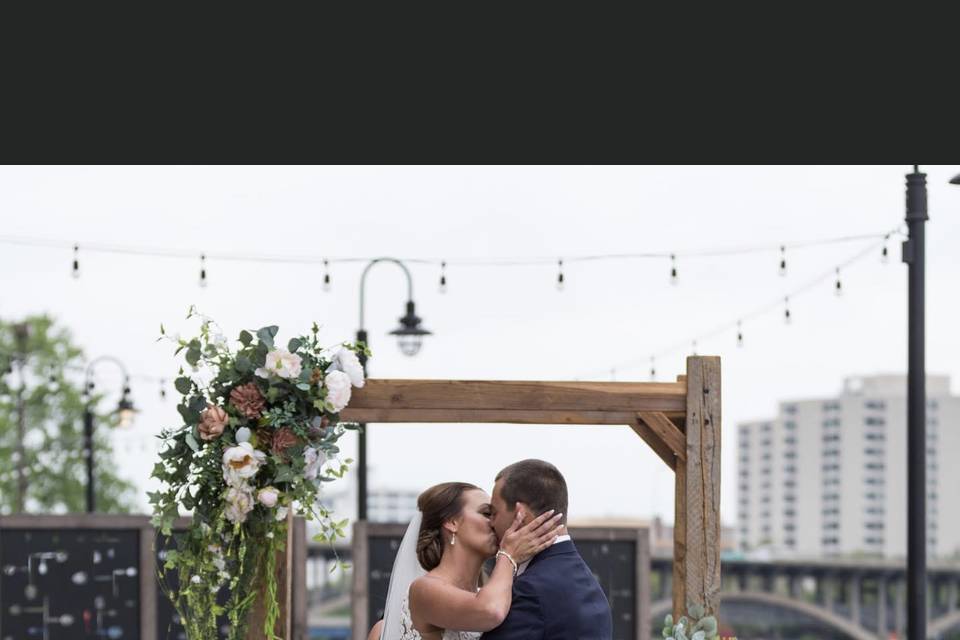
[
  {"xmin": 83, "ymin": 356, "xmax": 135, "ymax": 513},
  {"xmin": 389, "ymin": 301, "xmax": 432, "ymax": 357}
]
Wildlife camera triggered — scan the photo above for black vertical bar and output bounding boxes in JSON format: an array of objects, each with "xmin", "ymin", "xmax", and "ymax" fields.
[
  {"xmin": 84, "ymin": 407, "xmax": 95, "ymax": 513},
  {"xmin": 903, "ymin": 167, "xmax": 928, "ymax": 640},
  {"xmin": 356, "ymin": 328, "xmax": 368, "ymax": 522}
]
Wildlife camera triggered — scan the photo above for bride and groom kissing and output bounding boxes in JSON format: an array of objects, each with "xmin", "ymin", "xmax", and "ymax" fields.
[{"xmin": 369, "ymin": 459, "xmax": 613, "ymax": 640}]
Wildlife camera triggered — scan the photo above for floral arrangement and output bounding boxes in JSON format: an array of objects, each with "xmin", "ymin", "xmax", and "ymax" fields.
[
  {"xmin": 150, "ymin": 310, "xmax": 367, "ymax": 639},
  {"xmin": 661, "ymin": 604, "xmax": 719, "ymax": 640}
]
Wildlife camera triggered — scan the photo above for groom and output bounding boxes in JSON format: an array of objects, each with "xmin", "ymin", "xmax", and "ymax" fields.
[{"xmin": 483, "ymin": 459, "xmax": 612, "ymax": 640}]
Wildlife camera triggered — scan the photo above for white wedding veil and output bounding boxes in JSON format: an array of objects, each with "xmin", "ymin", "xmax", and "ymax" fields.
[{"xmin": 379, "ymin": 511, "xmax": 426, "ymax": 640}]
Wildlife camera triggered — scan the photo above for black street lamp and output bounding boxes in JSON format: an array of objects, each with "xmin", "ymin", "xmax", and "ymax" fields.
[
  {"xmin": 903, "ymin": 166, "xmax": 928, "ymax": 640},
  {"xmin": 83, "ymin": 356, "xmax": 136, "ymax": 513},
  {"xmin": 950, "ymin": 173, "xmax": 960, "ymax": 185},
  {"xmin": 356, "ymin": 258, "xmax": 431, "ymax": 520}
]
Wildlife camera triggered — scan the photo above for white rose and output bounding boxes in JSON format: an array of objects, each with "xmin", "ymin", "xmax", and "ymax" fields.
[
  {"xmin": 257, "ymin": 349, "xmax": 303, "ymax": 379},
  {"xmin": 275, "ymin": 505, "xmax": 289, "ymax": 522},
  {"xmin": 324, "ymin": 371, "xmax": 352, "ymax": 412},
  {"xmin": 336, "ymin": 348, "xmax": 365, "ymax": 388},
  {"xmin": 257, "ymin": 486, "xmax": 280, "ymax": 508},
  {"xmin": 224, "ymin": 485, "xmax": 255, "ymax": 524},
  {"xmin": 222, "ymin": 442, "xmax": 266, "ymax": 485},
  {"xmin": 303, "ymin": 447, "xmax": 326, "ymax": 481}
]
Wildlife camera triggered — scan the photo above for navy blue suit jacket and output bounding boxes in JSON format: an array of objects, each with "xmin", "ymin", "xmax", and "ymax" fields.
[{"xmin": 481, "ymin": 540, "xmax": 612, "ymax": 640}]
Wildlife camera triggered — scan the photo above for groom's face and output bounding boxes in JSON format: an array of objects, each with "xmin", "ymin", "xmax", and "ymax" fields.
[{"xmin": 489, "ymin": 478, "xmax": 518, "ymax": 542}]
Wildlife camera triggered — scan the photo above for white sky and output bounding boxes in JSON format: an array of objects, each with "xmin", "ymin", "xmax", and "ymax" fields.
[{"xmin": 2, "ymin": 165, "xmax": 959, "ymax": 528}]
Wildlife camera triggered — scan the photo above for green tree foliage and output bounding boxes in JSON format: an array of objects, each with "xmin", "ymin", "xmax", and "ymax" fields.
[{"xmin": 0, "ymin": 315, "xmax": 137, "ymax": 514}]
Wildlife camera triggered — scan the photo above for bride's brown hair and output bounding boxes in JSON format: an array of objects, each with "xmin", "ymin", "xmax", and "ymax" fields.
[{"xmin": 416, "ymin": 482, "xmax": 481, "ymax": 570}]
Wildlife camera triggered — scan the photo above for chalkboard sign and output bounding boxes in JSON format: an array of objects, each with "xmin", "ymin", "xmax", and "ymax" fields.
[
  {"xmin": 353, "ymin": 523, "xmax": 650, "ymax": 640},
  {"xmin": 1, "ymin": 514, "xmax": 308, "ymax": 640},
  {"xmin": 0, "ymin": 525, "xmax": 142, "ymax": 640}
]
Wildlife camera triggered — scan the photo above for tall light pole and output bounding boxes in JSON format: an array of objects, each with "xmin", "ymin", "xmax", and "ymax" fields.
[
  {"xmin": 356, "ymin": 258, "xmax": 431, "ymax": 521},
  {"xmin": 83, "ymin": 356, "xmax": 136, "ymax": 513},
  {"xmin": 903, "ymin": 166, "xmax": 928, "ymax": 640}
]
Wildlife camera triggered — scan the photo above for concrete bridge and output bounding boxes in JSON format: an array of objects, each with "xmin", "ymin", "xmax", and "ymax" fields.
[{"xmin": 649, "ymin": 554, "xmax": 960, "ymax": 639}]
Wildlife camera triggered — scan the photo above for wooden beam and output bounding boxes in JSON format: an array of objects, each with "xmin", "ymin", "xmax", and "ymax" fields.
[
  {"xmin": 673, "ymin": 356, "xmax": 722, "ymax": 619},
  {"xmin": 341, "ymin": 407, "xmax": 683, "ymax": 424},
  {"xmin": 637, "ymin": 411, "xmax": 686, "ymax": 462},
  {"xmin": 630, "ymin": 418, "xmax": 676, "ymax": 470},
  {"xmin": 345, "ymin": 379, "xmax": 686, "ymax": 414},
  {"xmin": 247, "ymin": 510, "xmax": 294, "ymax": 639}
]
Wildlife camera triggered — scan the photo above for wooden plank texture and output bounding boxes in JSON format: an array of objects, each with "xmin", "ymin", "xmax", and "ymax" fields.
[
  {"xmin": 342, "ymin": 408, "xmax": 683, "ymax": 424},
  {"xmin": 673, "ymin": 356, "xmax": 722, "ymax": 618},
  {"xmin": 344, "ymin": 379, "xmax": 686, "ymax": 414},
  {"xmin": 637, "ymin": 411, "xmax": 686, "ymax": 462},
  {"xmin": 630, "ymin": 419, "xmax": 676, "ymax": 470}
]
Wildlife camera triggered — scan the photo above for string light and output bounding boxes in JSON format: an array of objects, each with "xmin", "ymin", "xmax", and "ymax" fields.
[
  {"xmin": 881, "ymin": 235, "xmax": 889, "ymax": 263},
  {"xmin": 649, "ymin": 356, "xmax": 656, "ymax": 381},
  {"xmin": 670, "ymin": 254, "xmax": 678, "ymax": 285},
  {"xmin": 323, "ymin": 259, "xmax": 331, "ymax": 292},
  {"xmin": 439, "ymin": 261, "xmax": 447, "ymax": 294},
  {"xmin": 199, "ymin": 255, "xmax": 207, "ymax": 288},
  {"xmin": 737, "ymin": 320, "xmax": 743, "ymax": 347},
  {"xmin": 72, "ymin": 244, "xmax": 80, "ymax": 279},
  {"xmin": 779, "ymin": 245, "xmax": 787, "ymax": 276},
  {"xmin": 784, "ymin": 296, "xmax": 791, "ymax": 324},
  {"xmin": 834, "ymin": 268, "xmax": 842, "ymax": 296},
  {"xmin": 556, "ymin": 259, "xmax": 564, "ymax": 291},
  {"xmin": 159, "ymin": 378, "xmax": 167, "ymax": 401}
]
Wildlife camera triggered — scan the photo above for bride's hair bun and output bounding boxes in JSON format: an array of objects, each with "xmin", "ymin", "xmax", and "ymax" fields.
[{"xmin": 415, "ymin": 482, "xmax": 479, "ymax": 570}]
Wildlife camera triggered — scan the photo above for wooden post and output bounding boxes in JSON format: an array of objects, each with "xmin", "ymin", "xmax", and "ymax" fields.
[
  {"xmin": 247, "ymin": 511, "xmax": 295, "ymax": 639},
  {"xmin": 673, "ymin": 356, "xmax": 721, "ymax": 619},
  {"xmin": 351, "ymin": 520, "xmax": 370, "ymax": 640}
]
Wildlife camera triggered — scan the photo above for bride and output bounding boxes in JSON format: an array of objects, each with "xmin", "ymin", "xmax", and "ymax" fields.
[{"xmin": 368, "ymin": 481, "xmax": 564, "ymax": 640}]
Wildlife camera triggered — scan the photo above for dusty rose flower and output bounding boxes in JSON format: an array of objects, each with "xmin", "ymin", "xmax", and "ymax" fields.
[
  {"xmin": 199, "ymin": 405, "xmax": 228, "ymax": 441},
  {"xmin": 229, "ymin": 383, "xmax": 265, "ymax": 419},
  {"xmin": 271, "ymin": 427, "xmax": 300, "ymax": 458}
]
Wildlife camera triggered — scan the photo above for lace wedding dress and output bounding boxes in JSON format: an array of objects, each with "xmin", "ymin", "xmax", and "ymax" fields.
[{"xmin": 398, "ymin": 592, "xmax": 482, "ymax": 640}]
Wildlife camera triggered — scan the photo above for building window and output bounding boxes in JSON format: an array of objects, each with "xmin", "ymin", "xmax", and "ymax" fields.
[
  {"xmin": 866, "ymin": 462, "xmax": 885, "ymax": 471},
  {"xmin": 865, "ymin": 416, "xmax": 886, "ymax": 426},
  {"xmin": 784, "ymin": 405, "xmax": 798, "ymax": 415},
  {"xmin": 865, "ymin": 400, "xmax": 886, "ymax": 410},
  {"xmin": 823, "ymin": 401, "xmax": 841, "ymax": 412}
]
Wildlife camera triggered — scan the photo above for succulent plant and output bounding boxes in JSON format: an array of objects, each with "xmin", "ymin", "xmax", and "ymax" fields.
[{"xmin": 661, "ymin": 604, "xmax": 719, "ymax": 640}]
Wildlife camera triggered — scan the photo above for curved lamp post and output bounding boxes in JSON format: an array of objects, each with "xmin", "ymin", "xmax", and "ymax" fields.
[
  {"xmin": 83, "ymin": 356, "xmax": 136, "ymax": 513},
  {"xmin": 356, "ymin": 258, "xmax": 431, "ymax": 520}
]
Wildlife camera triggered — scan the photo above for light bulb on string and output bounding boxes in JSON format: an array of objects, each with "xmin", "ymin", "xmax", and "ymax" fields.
[
  {"xmin": 199, "ymin": 255, "xmax": 207, "ymax": 288},
  {"xmin": 737, "ymin": 321, "xmax": 744, "ymax": 347},
  {"xmin": 649, "ymin": 356, "xmax": 656, "ymax": 381},
  {"xmin": 881, "ymin": 235, "xmax": 889, "ymax": 263},
  {"xmin": 691, "ymin": 340, "xmax": 698, "ymax": 356},
  {"xmin": 159, "ymin": 379, "xmax": 167, "ymax": 401},
  {"xmin": 834, "ymin": 267, "xmax": 843, "ymax": 296},
  {"xmin": 779, "ymin": 246, "xmax": 787, "ymax": 276},
  {"xmin": 439, "ymin": 261, "xmax": 447, "ymax": 294},
  {"xmin": 784, "ymin": 296, "xmax": 792, "ymax": 324},
  {"xmin": 323, "ymin": 260, "xmax": 331, "ymax": 292},
  {"xmin": 670, "ymin": 254, "xmax": 678, "ymax": 285},
  {"xmin": 72, "ymin": 244, "xmax": 80, "ymax": 279},
  {"xmin": 556, "ymin": 259, "xmax": 564, "ymax": 291}
]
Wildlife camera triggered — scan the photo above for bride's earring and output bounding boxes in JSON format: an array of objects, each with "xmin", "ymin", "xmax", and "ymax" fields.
[{"xmin": 451, "ymin": 533, "xmax": 457, "ymax": 546}]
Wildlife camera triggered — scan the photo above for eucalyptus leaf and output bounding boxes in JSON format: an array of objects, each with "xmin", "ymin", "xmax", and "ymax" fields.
[
  {"xmin": 174, "ymin": 377, "xmax": 192, "ymax": 395},
  {"xmin": 288, "ymin": 338, "xmax": 302, "ymax": 353},
  {"xmin": 256, "ymin": 327, "xmax": 275, "ymax": 349},
  {"xmin": 239, "ymin": 330, "xmax": 253, "ymax": 346}
]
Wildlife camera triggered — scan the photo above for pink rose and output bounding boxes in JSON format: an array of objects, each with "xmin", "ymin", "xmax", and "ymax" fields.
[{"xmin": 199, "ymin": 405, "xmax": 229, "ymax": 441}]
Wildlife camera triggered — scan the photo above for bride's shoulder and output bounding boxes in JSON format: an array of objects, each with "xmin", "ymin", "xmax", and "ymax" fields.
[{"xmin": 409, "ymin": 573, "xmax": 446, "ymax": 601}]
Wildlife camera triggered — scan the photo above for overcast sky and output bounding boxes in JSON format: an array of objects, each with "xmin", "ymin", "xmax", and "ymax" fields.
[{"xmin": 2, "ymin": 165, "xmax": 959, "ymax": 527}]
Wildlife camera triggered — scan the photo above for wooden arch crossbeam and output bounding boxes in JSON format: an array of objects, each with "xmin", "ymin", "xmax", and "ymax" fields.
[{"xmin": 340, "ymin": 355, "xmax": 722, "ymax": 620}]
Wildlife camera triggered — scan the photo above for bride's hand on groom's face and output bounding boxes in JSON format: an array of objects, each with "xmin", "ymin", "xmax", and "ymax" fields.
[{"xmin": 498, "ymin": 508, "xmax": 565, "ymax": 565}]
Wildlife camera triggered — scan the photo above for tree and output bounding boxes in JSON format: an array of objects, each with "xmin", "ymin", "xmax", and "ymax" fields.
[{"xmin": 0, "ymin": 314, "xmax": 137, "ymax": 514}]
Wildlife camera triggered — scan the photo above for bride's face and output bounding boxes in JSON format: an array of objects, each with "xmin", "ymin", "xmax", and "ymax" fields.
[{"xmin": 451, "ymin": 489, "xmax": 499, "ymax": 559}]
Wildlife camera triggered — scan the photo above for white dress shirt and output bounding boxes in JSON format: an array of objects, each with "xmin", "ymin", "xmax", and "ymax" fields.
[{"xmin": 516, "ymin": 534, "xmax": 571, "ymax": 576}]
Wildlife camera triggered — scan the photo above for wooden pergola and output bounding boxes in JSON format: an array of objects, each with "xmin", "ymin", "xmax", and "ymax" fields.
[{"xmin": 340, "ymin": 355, "xmax": 722, "ymax": 621}]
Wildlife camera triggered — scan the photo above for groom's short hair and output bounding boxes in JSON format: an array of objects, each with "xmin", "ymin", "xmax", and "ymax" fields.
[{"xmin": 496, "ymin": 459, "xmax": 568, "ymax": 525}]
